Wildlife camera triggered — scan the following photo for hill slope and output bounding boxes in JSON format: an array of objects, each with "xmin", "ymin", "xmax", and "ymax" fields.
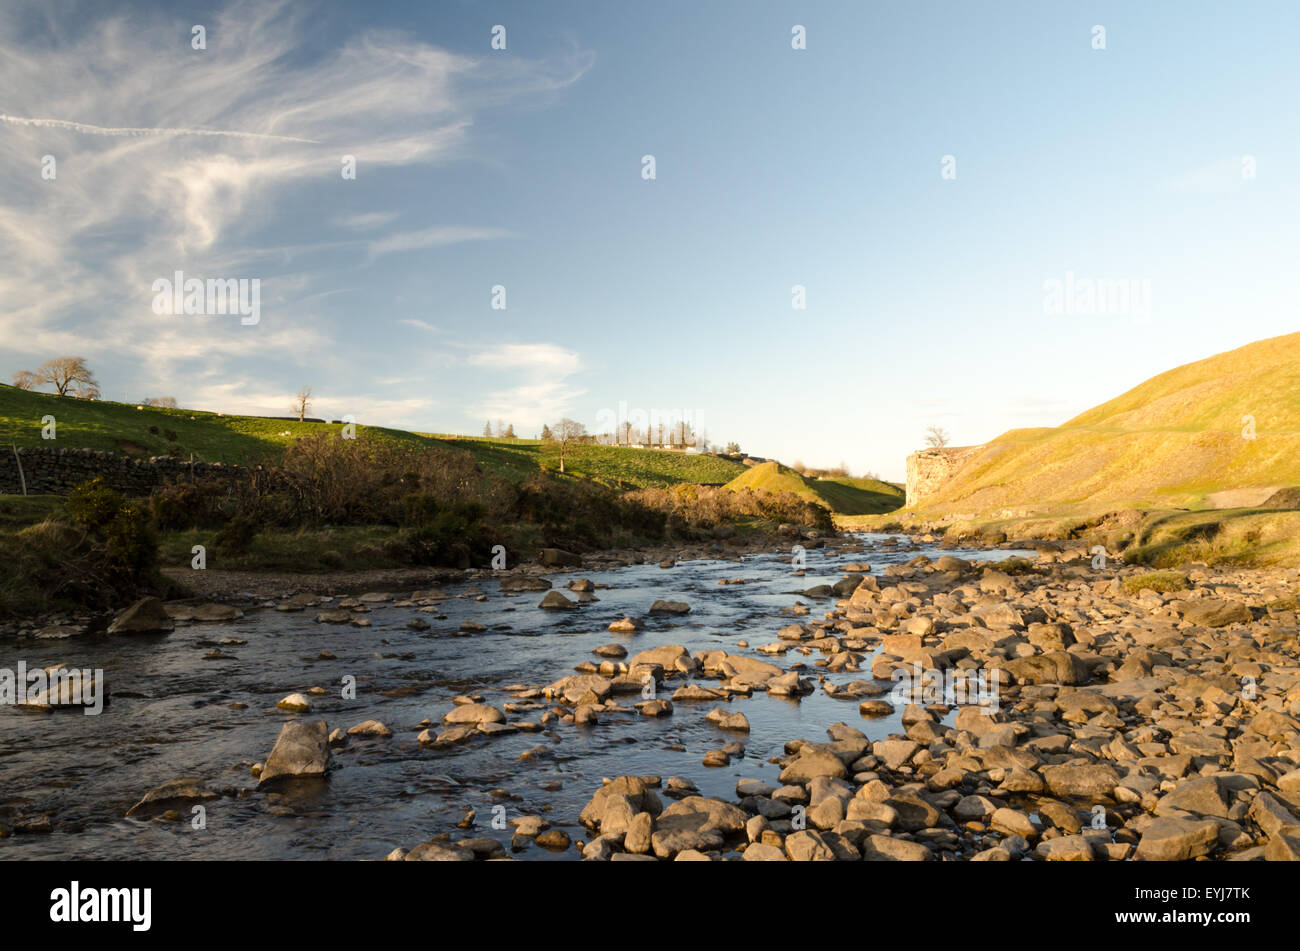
[
  {"xmin": 915, "ymin": 332, "xmax": 1300, "ymax": 514},
  {"xmin": 726, "ymin": 461, "xmax": 904, "ymax": 515},
  {"xmin": 0, "ymin": 384, "xmax": 747, "ymax": 489}
]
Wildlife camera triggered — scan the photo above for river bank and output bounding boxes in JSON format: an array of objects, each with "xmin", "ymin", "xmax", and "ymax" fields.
[
  {"xmin": 1, "ymin": 525, "xmax": 879, "ymax": 634},
  {"xmin": 536, "ymin": 552, "xmax": 1300, "ymax": 861}
]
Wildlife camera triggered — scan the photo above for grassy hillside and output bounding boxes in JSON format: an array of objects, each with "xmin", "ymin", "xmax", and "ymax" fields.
[
  {"xmin": 725, "ymin": 461, "xmax": 904, "ymax": 515},
  {"xmin": 914, "ymin": 332, "xmax": 1300, "ymax": 515},
  {"xmin": 0, "ymin": 383, "xmax": 746, "ymax": 489}
]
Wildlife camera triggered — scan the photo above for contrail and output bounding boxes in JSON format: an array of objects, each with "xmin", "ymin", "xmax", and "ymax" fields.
[{"xmin": 0, "ymin": 114, "xmax": 318, "ymax": 144}]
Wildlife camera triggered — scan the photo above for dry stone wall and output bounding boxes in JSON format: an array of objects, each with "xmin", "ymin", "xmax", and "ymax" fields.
[{"xmin": 0, "ymin": 446, "xmax": 257, "ymax": 496}]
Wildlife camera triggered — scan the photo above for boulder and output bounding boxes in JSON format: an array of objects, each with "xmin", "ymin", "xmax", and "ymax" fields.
[
  {"xmin": 779, "ymin": 750, "xmax": 848, "ymax": 784},
  {"xmin": 706, "ymin": 708, "xmax": 750, "ymax": 732},
  {"xmin": 1041, "ymin": 764, "xmax": 1119, "ymax": 800},
  {"xmin": 404, "ymin": 841, "xmax": 474, "ymax": 861},
  {"xmin": 1155, "ymin": 776, "xmax": 1231, "ymax": 818},
  {"xmin": 1003, "ymin": 652, "xmax": 1091, "ymax": 686},
  {"xmin": 1134, "ymin": 817, "xmax": 1219, "ymax": 861},
  {"xmin": 539, "ymin": 590, "xmax": 578, "ymax": 610},
  {"xmin": 860, "ymin": 834, "xmax": 932, "ymax": 861},
  {"xmin": 442, "ymin": 703, "xmax": 505, "ymax": 725},
  {"xmin": 125, "ymin": 777, "xmax": 217, "ymax": 818},
  {"xmin": 580, "ymin": 777, "xmax": 663, "ymax": 834},
  {"xmin": 346, "ymin": 720, "xmax": 393, "ymax": 738},
  {"xmin": 651, "ymin": 797, "xmax": 746, "ymax": 859},
  {"xmin": 106, "ymin": 597, "xmax": 174, "ymax": 634},
  {"xmin": 258, "ymin": 721, "xmax": 331, "ymax": 785},
  {"xmin": 1174, "ymin": 599, "xmax": 1252, "ymax": 628}
]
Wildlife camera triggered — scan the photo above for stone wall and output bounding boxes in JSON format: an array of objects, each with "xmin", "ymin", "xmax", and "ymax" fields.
[
  {"xmin": 0, "ymin": 446, "xmax": 257, "ymax": 496},
  {"xmin": 905, "ymin": 445, "xmax": 984, "ymax": 508}
]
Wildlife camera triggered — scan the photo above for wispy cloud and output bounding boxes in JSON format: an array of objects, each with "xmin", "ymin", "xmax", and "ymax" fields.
[
  {"xmin": 0, "ymin": 0, "xmax": 593, "ymax": 425},
  {"xmin": 1167, "ymin": 157, "xmax": 1253, "ymax": 194},
  {"xmin": 467, "ymin": 343, "xmax": 585, "ymax": 428},
  {"xmin": 0, "ymin": 113, "xmax": 320, "ymax": 143},
  {"xmin": 336, "ymin": 211, "xmax": 400, "ymax": 231},
  {"xmin": 400, "ymin": 319, "xmax": 441, "ymax": 334},
  {"xmin": 368, "ymin": 225, "xmax": 515, "ymax": 261},
  {"xmin": 467, "ymin": 343, "xmax": 582, "ymax": 374}
]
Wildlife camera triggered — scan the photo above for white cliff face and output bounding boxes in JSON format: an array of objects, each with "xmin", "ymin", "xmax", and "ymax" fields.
[{"xmin": 905, "ymin": 445, "xmax": 984, "ymax": 507}]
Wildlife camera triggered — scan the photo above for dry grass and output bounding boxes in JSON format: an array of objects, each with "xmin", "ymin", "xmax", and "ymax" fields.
[{"xmin": 911, "ymin": 332, "xmax": 1300, "ymax": 515}]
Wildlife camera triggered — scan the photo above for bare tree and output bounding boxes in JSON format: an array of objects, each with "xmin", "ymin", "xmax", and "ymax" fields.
[
  {"xmin": 143, "ymin": 396, "xmax": 178, "ymax": 408},
  {"xmin": 483, "ymin": 421, "xmax": 493, "ymax": 437},
  {"xmin": 292, "ymin": 386, "xmax": 313, "ymax": 422},
  {"xmin": 18, "ymin": 357, "xmax": 100, "ymax": 398},
  {"xmin": 503, "ymin": 423, "xmax": 515, "ymax": 439},
  {"xmin": 548, "ymin": 418, "xmax": 587, "ymax": 473},
  {"xmin": 925, "ymin": 425, "xmax": 950, "ymax": 448}
]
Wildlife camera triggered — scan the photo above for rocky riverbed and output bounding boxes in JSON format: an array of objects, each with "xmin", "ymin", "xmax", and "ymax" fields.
[{"xmin": 3, "ymin": 532, "xmax": 1299, "ymax": 861}]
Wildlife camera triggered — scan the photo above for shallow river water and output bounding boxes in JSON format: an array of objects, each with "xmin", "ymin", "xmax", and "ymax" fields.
[{"xmin": 0, "ymin": 533, "xmax": 1029, "ymax": 861}]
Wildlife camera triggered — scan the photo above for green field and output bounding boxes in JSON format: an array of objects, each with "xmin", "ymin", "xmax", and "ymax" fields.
[
  {"xmin": 0, "ymin": 383, "xmax": 747, "ymax": 489},
  {"xmin": 724, "ymin": 461, "xmax": 904, "ymax": 515}
]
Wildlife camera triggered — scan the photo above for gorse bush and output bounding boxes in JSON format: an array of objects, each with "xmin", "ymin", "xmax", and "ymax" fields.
[
  {"xmin": 128, "ymin": 436, "xmax": 843, "ymax": 577},
  {"xmin": 626, "ymin": 484, "xmax": 833, "ymax": 533},
  {"xmin": 66, "ymin": 476, "xmax": 127, "ymax": 532},
  {"xmin": 213, "ymin": 516, "xmax": 258, "ymax": 558},
  {"xmin": 67, "ymin": 477, "xmax": 157, "ymax": 580},
  {"xmin": 142, "ymin": 437, "xmax": 673, "ymax": 569},
  {"xmin": 1, "ymin": 478, "xmax": 169, "ymax": 616},
  {"xmin": 388, "ymin": 498, "xmax": 492, "ymax": 568}
]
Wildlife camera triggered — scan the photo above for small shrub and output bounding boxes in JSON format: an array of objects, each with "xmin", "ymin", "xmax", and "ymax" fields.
[
  {"xmin": 992, "ymin": 557, "xmax": 1037, "ymax": 575},
  {"xmin": 150, "ymin": 482, "xmax": 207, "ymax": 531},
  {"xmin": 66, "ymin": 477, "xmax": 126, "ymax": 532},
  {"xmin": 213, "ymin": 516, "xmax": 258, "ymax": 557},
  {"xmin": 1120, "ymin": 570, "xmax": 1189, "ymax": 595}
]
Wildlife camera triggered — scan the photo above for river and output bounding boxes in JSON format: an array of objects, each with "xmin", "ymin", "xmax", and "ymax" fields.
[{"xmin": 0, "ymin": 533, "xmax": 1029, "ymax": 860}]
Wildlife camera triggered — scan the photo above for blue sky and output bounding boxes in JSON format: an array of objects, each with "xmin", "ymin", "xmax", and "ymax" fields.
[{"xmin": 2, "ymin": 0, "xmax": 1297, "ymax": 480}]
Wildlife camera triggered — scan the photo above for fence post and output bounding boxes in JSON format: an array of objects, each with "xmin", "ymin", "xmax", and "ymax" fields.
[{"xmin": 11, "ymin": 444, "xmax": 27, "ymax": 496}]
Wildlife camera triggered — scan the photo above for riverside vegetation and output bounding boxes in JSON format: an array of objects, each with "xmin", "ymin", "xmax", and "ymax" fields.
[{"xmin": 0, "ymin": 382, "xmax": 905, "ymax": 620}]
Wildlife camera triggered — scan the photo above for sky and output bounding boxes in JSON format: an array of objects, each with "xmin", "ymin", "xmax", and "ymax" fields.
[{"xmin": 2, "ymin": 0, "xmax": 1298, "ymax": 481}]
